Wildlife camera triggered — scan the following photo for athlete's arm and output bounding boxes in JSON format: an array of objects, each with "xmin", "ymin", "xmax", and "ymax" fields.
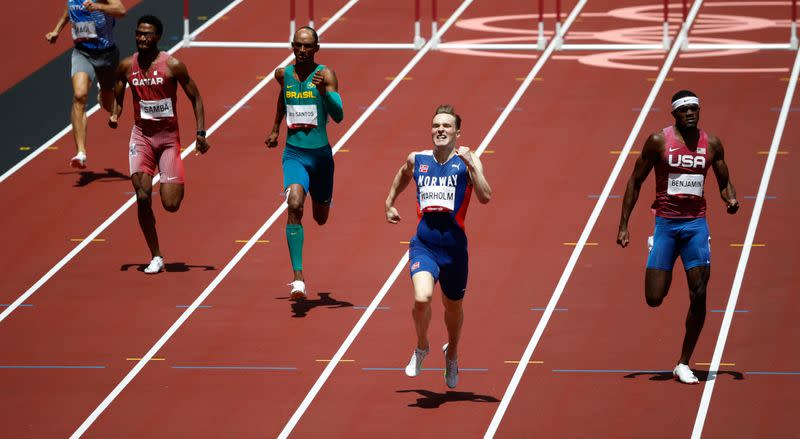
[
  {"xmin": 709, "ymin": 134, "xmax": 739, "ymax": 214},
  {"xmin": 83, "ymin": 0, "xmax": 127, "ymax": 17},
  {"xmin": 108, "ymin": 57, "xmax": 131, "ymax": 129},
  {"xmin": 45, "ymin": 6, "xmax": 70, "ymax": 43},
  {"xmin": 266, "ymin": 68, "xmax": 286, "ymax": 149},
  {"xmin": 456, "ymin": 147, "xmax": 491, "ymax": 204},
  {"xmin": 313, "ymin": 68, "xmax": 343, "ymax": 123},
  {"xmin": 617, "ymin": 133, "xmax": 661, "ymax": 247},
  {"xmin": 169, "ymin": 56, "xmax": 210, "ymax": 154},
  {"xmin": 385, "ymin": 153, "xmax": 416, "ymax": 224}
]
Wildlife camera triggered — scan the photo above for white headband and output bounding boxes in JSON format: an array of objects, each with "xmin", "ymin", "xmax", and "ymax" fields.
[{"xmin": 672, "ymin": 96, "xmax": 700, "ymax": 110}]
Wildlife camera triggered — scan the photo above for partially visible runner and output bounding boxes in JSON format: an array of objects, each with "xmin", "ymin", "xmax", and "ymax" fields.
[
  {"xmin": 108, "ymin": 15, "xmax": 210, "ymax": 274},
  {"xmin": 46, "ymin": 0, "xmax": 126, "ymax": 169},
  {"xmin": 265, "ymin": 26, "xmax": 344, "ymax": 300},
  {"xmin": 617, "ymin": 90, "xmax": 739, "ymax": 384},
  {"xmin": 385, "ymin": 105, "xmax": 492, "ymax": 388}
]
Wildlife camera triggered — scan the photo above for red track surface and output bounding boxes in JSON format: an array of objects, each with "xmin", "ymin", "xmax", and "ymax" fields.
[{"xmin": 1, "ymin": 0, "xmax": 798, "ymax": 437}]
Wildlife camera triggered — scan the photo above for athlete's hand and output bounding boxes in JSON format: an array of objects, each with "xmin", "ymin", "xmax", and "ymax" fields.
[
  {"xmin": 195, "ymin": 136, "xmax": 211, "ymax": 155},
  {"xmin": 616, "ymin": 228, "xmax": 630, "ymax": 248},
  {"xmin": 45, "ymin": 31, "xmax": 59, "ymax": 44},
  {"xmin": 108, "ymin": 114, "xmax": 119, "ymax": 129},
  {"xmin": 455, "ymin": 146, "xmax": 475, "ymax": 169},
  {"xmin": 312, "ymin": 70, "xmax": 326, "ymax": 95},
  {"xmin": 386, "ymin": 206, "xmax": 401, "ymax": 224},
  {"xmin": 726, "ymin": 198, "xmax": 739, "ymax": 214},
  {"xmin": 265, "ymin": 131, "xmax": 279, "ymax": 148},
  {"xmin": 83, "ymin": 1, "xmax": 101, "ymax": 12}
]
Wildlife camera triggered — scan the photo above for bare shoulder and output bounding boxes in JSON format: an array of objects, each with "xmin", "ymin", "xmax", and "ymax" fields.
[
  {"xmin": 275, "ymin": 67, "xmax": 285, "ymax": 82},
  {"xmin": 165, "ymin": 55, "xmax": 184, "ymax": 70}
]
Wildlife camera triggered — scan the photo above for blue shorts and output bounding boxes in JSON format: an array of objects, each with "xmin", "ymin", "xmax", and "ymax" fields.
[
  {"xmin": 282, "ymin": 144, "xmax": 334, "ymax": 205},
  {"xmin": 409, "ymin": 234, "xmax": 468, "ymax": 301},
  {"xmin": 646, "ymin": 216, "xmax": 711, "ymax": 271}
]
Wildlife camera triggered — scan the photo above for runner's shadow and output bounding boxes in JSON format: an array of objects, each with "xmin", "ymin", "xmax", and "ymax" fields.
[
  {"xmin": 119, "ymin": 262, "xmax": 217, "ymax": 273},
  {"xmin": 60, "ymin": 168, "xmax": 129, "ymax": 187},
  {"xmin": 275, "ymin": 292, "xmax": 353, "ymax": 318},
  {"xmin": 397, "ymin": 389, "xmax": 499, "ymax": 409},
  {"xmin": 623, "ymin": 370, "xmax": 744, "ymax": 382}
]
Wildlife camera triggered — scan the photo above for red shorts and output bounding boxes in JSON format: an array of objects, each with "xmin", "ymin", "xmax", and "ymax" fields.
[{"xmin": 128, "ymin": 125, "xmax": 185, "ymax": 183}]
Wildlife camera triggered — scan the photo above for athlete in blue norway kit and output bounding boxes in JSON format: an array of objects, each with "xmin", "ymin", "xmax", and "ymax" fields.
[
  {"xmin": 265, "ymin": 26, "xmax": 344, "ymax": 300},
  {"xmin": 385, "ymin": 105, "xmax": 492, "ymax": 389},
  {"xmin": 617, "ymin": 90, "xmax": 739, "ymax": 384},
  {"xmin": 47, "ymin": 0, "xmax": 127, "ymax": 169}
]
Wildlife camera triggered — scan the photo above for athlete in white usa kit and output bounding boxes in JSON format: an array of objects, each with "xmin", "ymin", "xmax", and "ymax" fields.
[{"xmin": 617, "ymin": 90, "xmax": 739, "ymax": 384}]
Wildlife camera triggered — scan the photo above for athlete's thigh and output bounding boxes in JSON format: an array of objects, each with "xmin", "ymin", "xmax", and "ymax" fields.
[
  {"xmin": 438, "ymin": 247, "xmax": 468, "ymax": 302},
  {"xmin": 282, "ymin": 146, "xmax": 311, "ymax": 193},
  {"xmin": 308, "ymin": 145, "xmax": 334, "ymax": 206},
  {"xmin": 131, "ymin": 171, "xmax": 153, "ymax": 194},
  {"xmin": 71, "ymin": 49, "xmax": 97, "ymax": 84},
  {"xmin": 409, "ymin": 237, "xmax": 440, "ymax": 302},
  {"xmin": 678, "ymin": 218, "xmax": 711, "ymax": 271},
  {"xmin": 93, "ymin": 47, "xmax": 120, "ymax": 91},
  {"xmin": 129, "ymin": 128, "xmax": 157, "ymax": 178},
  {"xmin": 155, "ymin": 140, "xmax": 185, "ymax": 184},
  {"xmin": 646, "ymin": 217, "xmax": 680, "ymax": 270},
  {"xmin": 411, "ymin": 271, "xmax": 436, "ymax": 303}
]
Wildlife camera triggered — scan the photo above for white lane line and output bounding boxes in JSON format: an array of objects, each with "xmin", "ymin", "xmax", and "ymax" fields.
[
  {"xmin": 276, "ymin": 1, "xmax": 591, "ymax": 437},
  {"xmin": 0, "ymin": 0, "xmax": 355, "ymax": 326},
  {"xmin": 690, "ymin": 48, "xmax": 800, "ymax": 439},
  {"xmin": 0, "ymin": 0, "xmax": 245, "ymax": 184},
  {"xmin": 483, "ymin": 2, "xmax": 706, "ymax": 437}
]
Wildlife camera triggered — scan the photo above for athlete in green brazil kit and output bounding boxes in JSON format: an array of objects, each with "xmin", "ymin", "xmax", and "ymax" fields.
[{"xmin": 266, "ymin": 26, "xmax": 344, "ymax": 300}]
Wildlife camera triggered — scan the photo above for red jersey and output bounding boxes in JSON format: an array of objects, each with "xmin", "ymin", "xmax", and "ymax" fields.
[
  {"xmin": 651, "ymin": 126, "xmax": 710, "ymax": 218},
  {"xmin": 127, "ymin": 51, "xmax": 179, "ymax": 134}
]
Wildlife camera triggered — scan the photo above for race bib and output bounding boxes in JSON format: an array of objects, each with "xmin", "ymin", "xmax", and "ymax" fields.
[
  {"xmin": 286, "ymin": 104, "xmax": 318, "ymax": 128},
  {"xmin": 667, "ymin": 173, "xmax": 704, "ymax": 197},
  {"xmin": 139, "ymin": 98, "xmax": 174, "ymax": 120},
  {"xmin": 419, "ymin": 186, "xmax": 456, "ymax": 212},
  {"xmin": 71, "ymin": 21, "xmax": 98, "ymax": 42}
]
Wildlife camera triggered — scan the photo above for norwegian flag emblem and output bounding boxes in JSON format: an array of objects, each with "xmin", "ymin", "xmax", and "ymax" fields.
[
  {"xmin": 419, "ymin": 165, "xmax": 429, "ymax": 173},
  {"xmin": 411, "ymin": 261, "xmax": 420, "ymax": 270}
]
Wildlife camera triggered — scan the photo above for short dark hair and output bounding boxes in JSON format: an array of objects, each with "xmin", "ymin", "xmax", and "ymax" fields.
[
  {"xmin": 671, "ymin": 89, "xmax": 697, "ymax": 103},
  {"xmin": 434, "ymin": 104, "xmax": 461, "ymax": 129},
  {"xmin": 294, "ymin": 26, "xmax": 319, "ymax": 44},
  {"xmin": 138, "ymin": 15, "xmax": 164, "ymax": 36}
]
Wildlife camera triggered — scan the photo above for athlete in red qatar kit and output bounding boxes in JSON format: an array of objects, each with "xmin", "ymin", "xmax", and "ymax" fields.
[
  {"xmin": 109, "ymin": 15, "xmax": 211, "ymax": 274},
  {"xmin": 617, "ymin": 90, "xmax": 739, "ymax": 384}
]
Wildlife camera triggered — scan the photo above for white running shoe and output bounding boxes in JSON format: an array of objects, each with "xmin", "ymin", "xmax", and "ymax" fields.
[
  {"xmin": 289, "ymin": 280, "xmax": 306, "ymax": 300},
  {"xmin": 70, "ymin": 152, "xmax": 87, "ymax": 169},
  {"xmin": 144, "ymin": 256, "xmax": 164, "ymax": 274},
  {"xmin": 673, "ymin": 363, "xmax": 699, "ymax": 384},
  {"xmin": 404, "ymin": 347, "xmax": 429, "ymax": 377},
  {"xmin": 443, "ymin": 343, "xmax": 458, "ymax": 389}
]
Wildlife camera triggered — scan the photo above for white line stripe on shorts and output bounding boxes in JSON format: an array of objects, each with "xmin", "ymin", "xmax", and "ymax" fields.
[
  {"xmin": 690, "ymin": 46, "xmax": 800, "ymax": 439},
  {"xmin": 0, "ymin": 0, "xmax": 245, "ymax": 184},
  {"xmin": 483, "ymin": 2, "xmax": 706, "ymax": 437}
]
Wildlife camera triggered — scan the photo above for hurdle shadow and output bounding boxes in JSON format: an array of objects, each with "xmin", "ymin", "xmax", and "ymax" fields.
[
  {"xmin": 396, "ymin": 389, "xmax": 500, "ymax": 409},
  {"xmin": 623, "ymin": 370, "xmax": 744, "ymax": 382},
  {"xmin": 119, "ymin": 262, "xmax": 217, "ymax": 273},
  {"xmin": 59, "ymin": 168, "xmax": 129, "ymax": 187},
  {"xmin": 275, "ymin": 292, "xmax": 353, "ymax": 318}
]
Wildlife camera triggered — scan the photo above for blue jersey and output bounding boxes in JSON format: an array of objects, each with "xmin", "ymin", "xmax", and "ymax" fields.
[
  {"xmin": 413, "ymin": 151, "xmax": 472, "ymax": 234},
  {"xmin": 68, "ymin": 0, "xmax": 116, "ymax": 51}
]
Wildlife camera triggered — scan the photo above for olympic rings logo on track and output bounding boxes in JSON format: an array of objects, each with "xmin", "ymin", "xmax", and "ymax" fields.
[{"xmin": 442, "ymin": 1, "xmax": 792, "ymax": 73}]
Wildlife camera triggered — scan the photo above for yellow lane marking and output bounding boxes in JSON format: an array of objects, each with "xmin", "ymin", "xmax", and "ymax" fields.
[
  {"xmin": 400, "ymin": 241, "xmax": 410, "ymax": 244},
  {"xmin": 48, "ymin": 146, "xmax": 59, "ymax": 150},
  {"xmin": 564, "ymin": 242, "xmax": 598, "ymax": 246},
  {"xmin": 19, "ymin": 146, "xmax": 30, "ymax": 151},
  {"xmin": 385, "ymin": 77, "xmax": 413, "ymax": 81},
  {"xmin": 338, "ymin": 149, "xmax": 350, "ymax": 152},
  {"xmin": 648, "ymin": 77, "xmax": 673, "ymax": 81},
  {"xmin": 483, "ymin": 150, "xmax": 495, "ymax": 154},
  {"xmin": 757, "ymin": 151, "xmax": 789, "ymax": 155},
  {"xmin": 515, "ymin": 77, "xmax": 544, "ymax": 81},
  {"xmin": 256, "ymin": 75, "xmax": 266, "ymax": 80},
  {"xmin": 235, "ymin": 240, "xmax": 269, "ymax": 243},
  {"xmin": 70, "ymin": 238, "xmax": 106, "ymax": 242},
  {"xmin": 696, "ymin": 362, "xmax": 735, "ymax": 366},
  {"xmin": 730, "ymin": 243, "xmax": 765, "ymax": 247}
]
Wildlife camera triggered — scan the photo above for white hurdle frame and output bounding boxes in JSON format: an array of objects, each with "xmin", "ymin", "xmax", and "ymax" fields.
[{"xmin": 181, "ymin": 0, "xmax": 799, "ymax": 53}]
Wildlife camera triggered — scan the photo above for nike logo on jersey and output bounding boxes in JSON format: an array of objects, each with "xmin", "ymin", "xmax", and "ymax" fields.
[
  {"xmin": 166, "ymin": 176, "xmax": 178, "ymax": 181},
  {"xmin": 669, "ymin": 147, "xmax": 680, "ymax": 152},
  {"xmin": 286, "ymin": 85, "xmax": 294, "ymax": 89}
]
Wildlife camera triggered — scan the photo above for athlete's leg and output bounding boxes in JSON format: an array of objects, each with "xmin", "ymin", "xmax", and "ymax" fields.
[
  {"xmin": 132, "ymin": 172, "xmax": 161, "ymax": 258},
  {"xmin": 645, "ymin": 269, "xmax": 673, "ymax": 307},
  {"xmin": 286, "ymin": 183, "xmax": 307, "ymax": 282},
  {"xmin": 157, "ymin": 143, "xmax": 185, "ymax": 213},
  {"xmin": 309, "ymin": 145, "xmax": 334, "ymax": 225},
  {"xmin": 411, "ymin": 271, "xmax": 435, "ymax": 351},
  {"xmin": 441, "ymin": 294, "xmax": 464, "ymax": 361},
  {"xmin": 645, "ymin": 217, "xmax": 680, "ymax": 306},
  {"xmin": 71, "ymin": 72, "xmax": 92, "ymax": 157},
  {"xmin": 159, "ymin": 183, "xmax": 184, "ymax": 213},
  {"xmin": 679, "ymin": 265, "xmax": 710, "ymax": 364},
  {"xmin": 311, "ymin": 201, "xmax": 330, "ymax": 226}
]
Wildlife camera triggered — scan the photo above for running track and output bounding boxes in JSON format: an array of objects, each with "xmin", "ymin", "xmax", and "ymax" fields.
[{"xmin": 1, "ymin": 0, "xmax": 798, "ymax": 437}]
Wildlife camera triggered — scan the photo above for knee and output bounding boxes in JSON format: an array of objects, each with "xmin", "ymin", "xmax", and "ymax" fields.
[
  {"xmin": 689, "ymin": 288, "xmax": 707, "ymax": 310},
  {"xmin": 413, "ymin": 300, "xmax": 430, "ymax": 312},
  {"xmin": 287, "ymin": 198, "xmax": 304, "ymax": 217},
  {"xmin": 313, "ymin": 212, "xmax": 328, "ymax": 226},
  {"xmin": 136, "ymin": 190, "xmax": 152, "ymax": 205},
  {"xmin": 73, "ymin": 90, "xmax": 88, "ymax": 105},
  {"xmin": 162, "ymin": 200, "xmax": 181, "ymax": 213}
]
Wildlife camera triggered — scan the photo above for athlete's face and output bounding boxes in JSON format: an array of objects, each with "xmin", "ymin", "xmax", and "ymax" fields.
[
  {"xmin": 292, "ymin": 30, "xmax": 319, "ymax": 64},
  {"xmin": 431, "ymin": 114, "xmax": 460, "ymax": 148},
  {"xmin": 672, "ymin": 104, "xmax": 700, "ymax": 129},
  {"xmin": 135, "ymin": 23, "xmax": 161, "ymax": 52}
]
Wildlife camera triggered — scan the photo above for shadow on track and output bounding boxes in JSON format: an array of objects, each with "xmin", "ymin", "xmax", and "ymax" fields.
[
  {"xmin": 396, "ymin": 389, "xmax": 499, "ymax": 409},
  {"xmin": 623, "ymin": 370, "xmax": 745, "ymax": 382},
  {"xmin": 119, "ymin": 262, "xmax": 217, "ymax": 273},
  {"xmin": 275, "ymin": 292, "xmax": 353, "ymax": 318}
]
